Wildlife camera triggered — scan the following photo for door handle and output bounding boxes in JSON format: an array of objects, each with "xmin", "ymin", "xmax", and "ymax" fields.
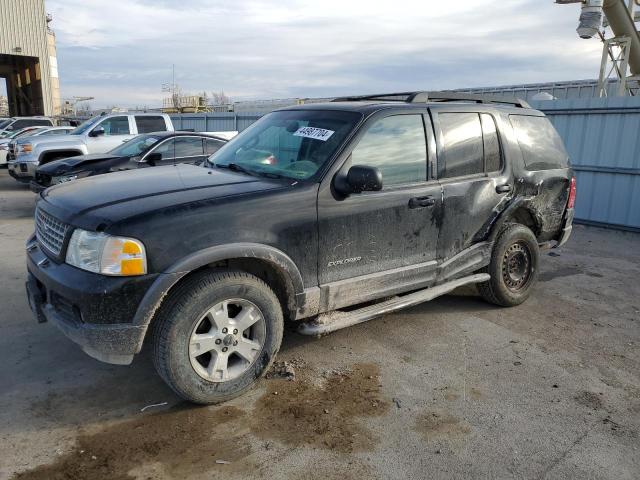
[
  {"xmin": 408, "ymin": 196, "xmax": 436, "ymax": 209},
  {"xmin": 496, "ymin": 184, "xmax": 511, "ymax": 194}
]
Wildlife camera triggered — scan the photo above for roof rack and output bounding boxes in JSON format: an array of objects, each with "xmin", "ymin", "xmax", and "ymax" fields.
[{"xmin": 331, "ymin": 91, "xmax": 530, "ymax": 108}]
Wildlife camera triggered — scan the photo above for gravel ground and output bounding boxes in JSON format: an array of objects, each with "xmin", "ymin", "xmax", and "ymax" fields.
[{"xmin": 0, "ymin": 169, "xmax": 638, "ymax": 480}]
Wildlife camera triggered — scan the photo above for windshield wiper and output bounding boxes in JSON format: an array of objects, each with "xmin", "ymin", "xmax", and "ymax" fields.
[{"xmin": 214, "ymin": 163, "xmax": 256, "ymax": 177}]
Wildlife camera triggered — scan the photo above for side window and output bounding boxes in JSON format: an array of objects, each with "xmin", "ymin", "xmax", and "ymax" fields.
[
  {"xmin": 481, "ymin": 114, "xmax": 502, "ymax": 172},
  {"xmin": 350, "ymin": 114, "xmax": 427, "ymax": 188},
  {"xmin": 438, "ymin": 113, "xmax": 483, "ymax": 178},
  {"xmin": 152, "ymin": 139, "xmax": 175, "ymax": 160},
  {"xmin": 205, "ymin": 138, "xmax": 224, "ymax": 155},
  {"xmin": 510, "ymin": 115, "xmax": 569, "ymax": 170},
  {"xmin": 135, "ymin": 116, "xmax": 167, "ymax": 134},
  {"xmin": 98, "ymin": 116, "xmax": 130, "ymax": 136},
  {"xmin": 12, "ymin": 120, "xmax": 30, "ymax": 129},
  {"xmin": 174, "ymin": 137, "xmax": 204, "ymax": 157}
]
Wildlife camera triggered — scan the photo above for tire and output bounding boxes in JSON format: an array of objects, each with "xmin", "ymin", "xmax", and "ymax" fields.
[
  {"xmin": 152, "ymin": 270, "xmax": 284, "ymax": 404},
  {"xmin": 478, "ymin": 223, "xmax": 539, "ymax": 307}
]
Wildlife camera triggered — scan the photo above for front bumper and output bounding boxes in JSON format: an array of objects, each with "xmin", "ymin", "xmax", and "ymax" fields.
[
  {"xmin": 8, "ymin": 161, "xmax": 36, "ymax": 181},
  {"xmin": 29, "ymin": 181, "xmax": 46, "ymax": 194},
  {"xmin": 556, "ymin": 208, "xmax": 574, "ymax": 248},
  {"xmin": 26, "ymin": 237, "xmax": 159, "ymax": 364}
]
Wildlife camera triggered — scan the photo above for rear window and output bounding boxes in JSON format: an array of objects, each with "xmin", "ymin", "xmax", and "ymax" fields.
[
  {"xmin": 510, "ymin": 115, "xmax": 569, "ymax": 170},
  {"xmin": 135, "ymin": 116, "xmax": 167, "ymax": 133},
  {"xmin": 12, "ymin": 119, "xmax": 52, "ymax": 129}
]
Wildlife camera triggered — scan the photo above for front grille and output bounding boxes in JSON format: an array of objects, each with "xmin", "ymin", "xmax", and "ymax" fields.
[
  {"xmin": 35, "ymin": 208, "xmax": 69, "ymax": 256},
  {"xmin": 19, "ymin": 163, "xmax": 27, "ymax": 172}
]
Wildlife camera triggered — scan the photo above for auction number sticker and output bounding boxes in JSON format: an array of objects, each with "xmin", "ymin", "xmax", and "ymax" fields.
[{"xmin": 293, "ymin": 126, "xmax": 335, "ymax": 141}]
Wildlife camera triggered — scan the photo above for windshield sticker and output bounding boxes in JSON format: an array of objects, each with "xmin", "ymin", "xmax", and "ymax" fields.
[{"xmin": 293, "ymin": 126, "xmax": 334, "ymax": 141}]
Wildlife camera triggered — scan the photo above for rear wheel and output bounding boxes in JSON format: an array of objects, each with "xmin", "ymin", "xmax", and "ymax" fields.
[
  {"xmin": 478, "ymin": 223, "xmax": 539, "ymax": 307},
  {"xmin": 152, "ymin": 270, "xmax": 283, "ymax": 404}
]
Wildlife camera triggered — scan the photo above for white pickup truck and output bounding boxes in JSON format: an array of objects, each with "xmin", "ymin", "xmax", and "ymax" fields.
[{"xmin": 8, "ymin": 113, "xmax": 174, "ymax": 182}]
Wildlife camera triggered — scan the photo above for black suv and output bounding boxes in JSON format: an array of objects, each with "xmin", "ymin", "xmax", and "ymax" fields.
[
  {"xmin": 25, "ymin": 92, "xmax": 575, "ymax": 404},
  {"xmin": 31, "ymin": 131, "xmax": 227, "ymax": 192}
]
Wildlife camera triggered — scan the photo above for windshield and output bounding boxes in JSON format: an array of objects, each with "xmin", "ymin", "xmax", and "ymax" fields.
[
  {"xmin": 109, "ymin": 134, "xmax": 162, "ymax": 157},
  {"xmin": 0, "ymin": 120, "xmax": 10, "ymax": 129},
  {"xmin": 209, "ymin": 110, "xmax": 362, "ymax": 180},
  {"xmin": 69, "ymin": 116, "xmax": 102, "ymax": 135}
]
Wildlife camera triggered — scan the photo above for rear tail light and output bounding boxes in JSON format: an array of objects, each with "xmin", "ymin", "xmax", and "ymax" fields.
[{"xmin": 567, "ymin": 177, "xmax": 576, "ymax": 209}]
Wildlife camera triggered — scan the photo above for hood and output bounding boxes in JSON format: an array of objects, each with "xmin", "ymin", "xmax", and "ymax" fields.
[
  {"xmin": 20, "ymin": 134, "xmax": 85, "ymax": 148},
  {"xmin": 40, "ymin": 163, "xmax": 286, "ymax": 229},
  {"xmin": 38, "ymin": 153, "xmax": 121, "ymax": 175}
]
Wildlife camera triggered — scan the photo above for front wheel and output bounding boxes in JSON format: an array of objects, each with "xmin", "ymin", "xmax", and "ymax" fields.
[
  {"xmin": 478, "ymin": 223, "xmax": 539, "ymax": 307},
  {"xmin": 152, "ymin": 270, "xmax": 284, "ymax": 404}
]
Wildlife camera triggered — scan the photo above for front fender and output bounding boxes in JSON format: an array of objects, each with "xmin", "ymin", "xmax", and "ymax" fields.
[
  {"xmin": 37, "ymin": 145, "xmax": 87, "ymax": 163},
  {"xmin": 131, "ymin": 243, "xmax": 305, "ymax": 328}
]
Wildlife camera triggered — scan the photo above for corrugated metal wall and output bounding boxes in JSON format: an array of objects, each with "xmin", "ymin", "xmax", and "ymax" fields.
[
  {"xmin": 173, "ymin": 96, "xmax": 640, "ymax": 231},
  {"xmin": 0, "ymin": 0, "xmax": 54, "ymax": 116},
  {"xmin": 170, "ymin": 112, "xmax": 263, "ymax": 133},
  {"xmin": 531, "ymin": 97, "xmax": 640, "ymax": 231}
]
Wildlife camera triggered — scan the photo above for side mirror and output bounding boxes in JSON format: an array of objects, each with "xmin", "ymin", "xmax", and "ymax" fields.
[
  {"xmin": 144, "ymin": 152, "xmax": 162, "ymax": 166},
  {"xmin": 339, "ymin": 165, "xmax": 383, "ymax": 194},
  {"xmin": 89, "ymin": 126, "xmax": 105, "ymax": 137}
]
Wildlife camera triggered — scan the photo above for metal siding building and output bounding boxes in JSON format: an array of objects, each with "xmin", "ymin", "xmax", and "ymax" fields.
[
  {"xmin": 0, "ymin": 0, "xmax": 60, "ymax": 116},
  {"xmin": 455, "ymin": 79, "xmax": 619, "ymax": 100}
]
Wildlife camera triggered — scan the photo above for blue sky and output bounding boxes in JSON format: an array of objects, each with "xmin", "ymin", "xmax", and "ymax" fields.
[{"xmin": 35, "ymin": 0, "xmax": 605, "ymax": 108}]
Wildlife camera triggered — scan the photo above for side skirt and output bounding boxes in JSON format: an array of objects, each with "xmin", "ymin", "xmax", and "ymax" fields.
[{"xmin": 297, "ymin": 273, "xmax": 490, "ymax": 336}]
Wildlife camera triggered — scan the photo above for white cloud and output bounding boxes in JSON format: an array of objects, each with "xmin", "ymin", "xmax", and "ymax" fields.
[{"xmin": 46, "ymin": 0, "xmax": 604, "ymax": 107}]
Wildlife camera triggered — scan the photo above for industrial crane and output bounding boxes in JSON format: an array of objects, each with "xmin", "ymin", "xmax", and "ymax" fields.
[{"xmin": 557, "ymin": 0, "xmax": 640, "ymax": 96}]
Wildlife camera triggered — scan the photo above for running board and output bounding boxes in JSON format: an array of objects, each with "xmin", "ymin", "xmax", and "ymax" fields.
[{"xmin": 297, "ymin": 273, "xmax": 490, "ymax": 336}]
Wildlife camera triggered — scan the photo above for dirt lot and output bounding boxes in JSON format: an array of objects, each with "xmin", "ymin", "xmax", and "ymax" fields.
[{"xmin": 0, "ymin": 169, "xmax": 638, "ymax": 480}]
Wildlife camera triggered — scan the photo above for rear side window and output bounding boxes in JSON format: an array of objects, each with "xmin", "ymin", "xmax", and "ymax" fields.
[
  {"xmin": 135, "ymin": 116, "xmax": 167, "ymax": 133},
  {"xmin": 351, "ymin": 114, "xmax": 427, "ymax": 188},
  {"xmin": 438, "ymin": 113, "xmax": 484, "ymax": 178},
  {"xmin": 510, "ymin": 115, "xmax": 568, "ymax": 170},
  {"xmin": 174, "ymin": 137, "xmax": 204, "ymax": 157},
  {"xmin": 205, "ymin": 138, "xmax": 224, "ymax": 155}
]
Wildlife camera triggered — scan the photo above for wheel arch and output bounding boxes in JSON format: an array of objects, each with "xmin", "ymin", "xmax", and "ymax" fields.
[
  {"xmin": 132, "ymin": 243, "xmax": 306, "ymax": 334},
  {"xmin": 489, "ymin": 199, "xmax": 542, "ymax": 243},
  {"xmin": 39, "ymin": 149, "xmax": 84, "ymax": 165}
]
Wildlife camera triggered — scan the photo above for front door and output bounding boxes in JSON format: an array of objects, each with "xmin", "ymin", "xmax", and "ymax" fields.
[
  {"xmin": 88, "ymin": 115, "xmax": 135, "ymax": 153},
  {"xmin": 317, "ymin": 111, "xmax": 442, "ymax": 311}
]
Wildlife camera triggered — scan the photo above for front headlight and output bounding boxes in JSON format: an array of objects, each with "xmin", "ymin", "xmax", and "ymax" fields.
[
  {"xmin": 65, "ymin": 229, "xmax": 147, "ymax": 276},
  {"xmin": 17, "ymin": 143, "xmax": 32, "ymax": 155}
]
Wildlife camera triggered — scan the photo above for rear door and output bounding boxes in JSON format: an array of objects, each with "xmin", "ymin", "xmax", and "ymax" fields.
[
  {"xmin": 317, "ymin": 110, "xmax": 443, "ymax": 310},
  {"xmin": 432, "ymin": 108, "xmax": 512, "ymax": 260}
]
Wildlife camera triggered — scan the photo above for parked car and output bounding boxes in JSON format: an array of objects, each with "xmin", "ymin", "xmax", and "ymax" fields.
[
  {"xmin": 31, "ymin": 131, "xmax": 227, "ymax": 192},
  {"xmin": 5, "ymin": 127, "xmax": 74, "ymax": 165},
  {"xmin": 0, "ymin": 117, "xmax": 53, "ymax": 138},
  {"xmin": 8, "ymin": 113, "xmax": 174, "ymax": 182},
  {"xmin": 25, "ymin": 91, "xmax": 575, "ymax": 404},
  {"xmin": 0, "ymin": 126, "xmax": 52, "ymax": 166}
]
